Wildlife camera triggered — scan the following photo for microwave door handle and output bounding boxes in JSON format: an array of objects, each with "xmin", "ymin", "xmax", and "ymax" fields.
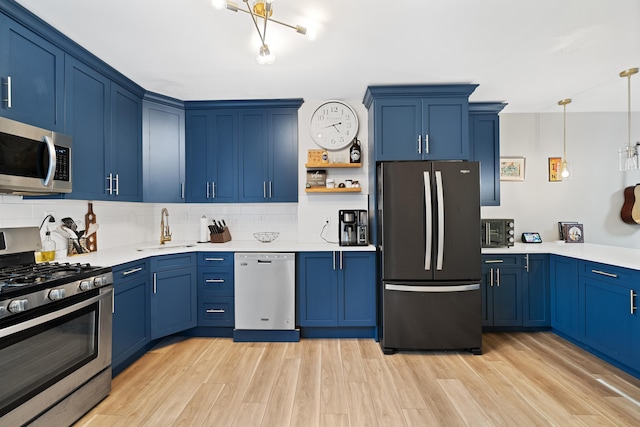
[
  {"xmin": 435, "ymin": 170, "xmax": 445, "ymax": 270},
  {"xmin": 423, "ymin": 171, "xmax": 432, "ymax": 271},
  {"xmin": 42, "ymin": 135, "xmax": 57, "ymax": 187}
]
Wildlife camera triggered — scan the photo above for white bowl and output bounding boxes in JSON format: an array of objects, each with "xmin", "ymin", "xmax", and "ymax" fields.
[{"xmin": 253, "ymin": 232, "xmax": 279, "ymax": 243}]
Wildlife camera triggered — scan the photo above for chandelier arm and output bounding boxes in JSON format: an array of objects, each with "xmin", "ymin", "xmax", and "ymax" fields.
[
  {"xmin": 231, "ymin": 7, "xmax": 305, "ymax": 33},
  {"xmin": 243, "ymin": 0, "xmax": 266, "ymax": 44},
  {"xmin": 262, "ymin": 2, "xmax": 270, "ymax": 45}
]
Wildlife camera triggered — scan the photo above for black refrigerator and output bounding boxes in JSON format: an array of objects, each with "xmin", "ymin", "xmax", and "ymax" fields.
[{"xmin": 378, "ymin": 160, "xmax": 482, "ymax": 354}]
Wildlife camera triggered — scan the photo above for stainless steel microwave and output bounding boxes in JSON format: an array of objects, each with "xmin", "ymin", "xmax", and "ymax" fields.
[
  {"xmin": 0, "ymin": 116, "xmax": 72, "ymax": 195},
  {"xmin": 481, "ymin": 218, "xmax": 515, "ymax": 248}
]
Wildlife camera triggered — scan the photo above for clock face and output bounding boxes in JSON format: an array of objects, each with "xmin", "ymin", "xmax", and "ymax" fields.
[{"xmin": 309, "ymin": 101, "xmax": 359, "ymax": 150}]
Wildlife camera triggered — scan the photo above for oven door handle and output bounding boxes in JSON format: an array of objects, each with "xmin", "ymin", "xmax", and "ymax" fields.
[{"xmin": 0, "ymin": 288, "xmax": 113, "ymax": 338}]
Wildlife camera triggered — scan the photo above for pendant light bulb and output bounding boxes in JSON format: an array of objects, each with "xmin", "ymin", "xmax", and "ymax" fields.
[
  {"xmin": 211, "ymin": 0, "xmax": 227, "ymax": 10},
  {"xmin": 619, "ymin": 68, "xmax": 639, "ymax": 171}
]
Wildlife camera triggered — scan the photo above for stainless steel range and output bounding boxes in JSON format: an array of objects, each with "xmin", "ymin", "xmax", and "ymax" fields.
[{"xmin": 0, "ymin": 227, "xmax": 113, "ymax": 426}]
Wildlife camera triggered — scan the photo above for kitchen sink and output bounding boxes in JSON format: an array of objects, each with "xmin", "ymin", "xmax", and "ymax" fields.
[{"xmin": 136, "ymin": 242, "xmax": 197, "ymax": 251}]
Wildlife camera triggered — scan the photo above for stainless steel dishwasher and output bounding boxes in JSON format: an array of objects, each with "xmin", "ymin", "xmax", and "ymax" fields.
[{"xmin": 234, "ymin": 253, "xmax": 295, "ymax": 330}]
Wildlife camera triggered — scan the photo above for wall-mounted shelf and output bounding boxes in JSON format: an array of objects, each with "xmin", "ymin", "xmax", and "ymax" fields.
[
  {"xmin": 305, "ymin": 163, "xmax": 362, "ymax": 169},
  {"xmin": 305, "ymin": 187, "xmax": 361, "ymax": 193}
]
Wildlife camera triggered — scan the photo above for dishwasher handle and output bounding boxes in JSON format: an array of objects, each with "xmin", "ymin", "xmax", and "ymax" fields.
[{"xmin": 257, "ymin": 260, "xmax": 272, "ymax": 264}]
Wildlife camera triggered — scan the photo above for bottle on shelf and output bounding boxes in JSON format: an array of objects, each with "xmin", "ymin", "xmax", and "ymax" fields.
[{"xmin": 349, "ymin": 138, "xmax": 361, "ymax": 164}]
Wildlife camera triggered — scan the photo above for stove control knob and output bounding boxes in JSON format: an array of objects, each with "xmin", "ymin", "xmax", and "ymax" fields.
[
  {"xmin": 94, "ymin": 276, "xmax": 106, "ymax": 287},
  {"xmin": 79, "ymin": 280, "xmax": 93, "ymax": 291},
  {"xmin": 49, "ymin": 289, "xmax": 66, "ymax": 301},
  {"xmin": 8, "ymin": 299, "xmax": 28, "ymax": 313}
]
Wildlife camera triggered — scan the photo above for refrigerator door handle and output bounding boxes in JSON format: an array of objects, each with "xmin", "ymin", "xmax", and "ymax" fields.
[
  {"xmin": 385, "ymin": 283, "xmax": 480, "ymax": 292},
  {"xmin": 423, "ymin": 171, "xmax": 432, "ymax": 271},
  {"xmin": 435, "ymin": 170, "xmax": 445, "ymax": 270}
]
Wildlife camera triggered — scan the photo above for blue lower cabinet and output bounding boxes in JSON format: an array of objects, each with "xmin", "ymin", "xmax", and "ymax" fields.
[
  {"xmin": 199, "ymin": 297, "xmax": 234, "ymax": 327},
  {"xmin": 297, "ymin": 251, "xmax": 376, "ymax": 337},
  {"xmin": 111, "ymin": 260, "xmax": 151, "ymax": 375},
  {"xmin": 550, "ymin": 255, "xmax": 580, "ymax": 339},
  {"xmin": 524, "ymin": 254, "xmax": 550, "ymax": 327},
  {"xmin": 150, "ymin": 254, "xmax": 197, "ymax": 339},
  {"xmin": 481, "ymin": 255, "xmax": 524, "ymax": 328},
  {"xmin": 196, "ymin": 252, "xmax": 234, "ymax": 329}
]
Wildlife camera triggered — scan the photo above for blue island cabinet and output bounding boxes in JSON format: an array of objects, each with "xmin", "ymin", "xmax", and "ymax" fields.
[
  {"xmin": 550, "ymin": 255, "xmax": 580, "ymax": 339},
  {"xmin": 149, "ymin": 253, "xmax": 197, "ymax": 340},
  {"xmin": 0, "ymin": 12, "xmax": 64, "ymax": 132},
  {"xmin": 111, "ymin": 259, "xmax": 151, "ymax": 376},
  {"xmin": 297, "ymin": 251, "xmax": 376, "ymax": 338}
]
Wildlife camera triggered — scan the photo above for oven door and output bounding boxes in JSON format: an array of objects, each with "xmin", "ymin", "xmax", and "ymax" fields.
[{"xmin": 0, "ymin": 287, "xmax": 113, "ymax": 426}]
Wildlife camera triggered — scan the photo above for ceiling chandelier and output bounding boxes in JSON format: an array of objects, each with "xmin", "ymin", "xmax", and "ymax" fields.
[
  {"xmin": 618, "ymin": 67, "xmax": 639, "ymax": 171},
  {"xmin": 558, "ymin": 98, "xmax": 572, "ymax": 180},
  {"xmin": 211, "ymin": 0, "xmax": 314, "ymax": 65}
]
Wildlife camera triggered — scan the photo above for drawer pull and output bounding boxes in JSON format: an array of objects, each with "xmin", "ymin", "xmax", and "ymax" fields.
[
  {"xmin": 485, "ymin": 260, "xmax": 504, "ymax": 264},
  {"xmin": 206, "ymin": 309, "xmax": 225, "ymax": 313},
  {"xmin": 591, "ymin": 269, "xmax": 618, "ymax": 278},
  {"xmin": 205, "ymin": 279, "xmax": 225, "ymax": 283},
  {"xmin": 122, "ymin": 267, "xmax": 143, "ymax": 276},
  {"xmin": 205, "ymin": 257, "xmax": 225, "ymax": 262},
  {"xmin": 631, "ymin": 290, "xmax": 637, "ymax": 314}
]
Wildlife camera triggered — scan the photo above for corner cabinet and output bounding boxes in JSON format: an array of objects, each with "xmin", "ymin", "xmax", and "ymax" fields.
[
  {"xmin": 362, "ymin": 84, "xmax": 478, "ymax": 161},
  {"xmin": 149, "ymin": 253, "xmax": 197, "ymax": 340},
  {"xmin": 0, "ymin": 12, "xmax": 65, "ymax": 132},
  {"xmin": 469, "ymin": 102, "xmax": 506, "ymax": 206},
  {"xmin": 297, "ymin": 251, "xmax": 376, "ymax": 338}
]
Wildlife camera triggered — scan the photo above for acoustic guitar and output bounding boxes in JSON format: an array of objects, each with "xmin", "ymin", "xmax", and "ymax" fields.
[{"xmin": 621, "ymin": 184, "xmax": 640, "ymax": 224}]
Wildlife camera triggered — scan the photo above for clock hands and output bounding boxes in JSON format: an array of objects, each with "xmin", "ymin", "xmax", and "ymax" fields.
[{"xmin": 320, "ymin": 122, "xmax": 343, "ymax": 132}]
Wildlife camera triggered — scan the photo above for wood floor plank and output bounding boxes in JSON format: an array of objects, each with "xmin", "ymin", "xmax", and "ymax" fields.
[
  {"xmin": 260, "ymin": 358, "xmax": 300, "ymax": 427},
  {"xmin": 231, "ymin": 402, "xmax": 266, "ymax": 427},
  {"xmin": 171, "ymin": 382, "xmax": 225, "ymax": 427},
  {"xmin": 290, "ymin": 339, "xmax": 322, "ymax": 427},
  {"xmin": 345, "ymin": 381, "xmax": 379, "ymax": 427},
  {"xmin": 339, "ymin": 339, "xmax": 367, "ymax": 383},
  {"xmin": 319, "ymin": 413, "xmax": 350, "ymax": 427},
  {"xmin": 402, "ymin": 408, "xmax": 440, "ymax": 427},
  {"xmin": 319, "ymin": 339, "xmax": 348, "ymax": 415},
  {"xmin": 437, "ymin": 378, "xmax": 496, "ymax": 426},
  {"xmin": 242, "ymin": 343, "xmax": 287, "ymax": 404},
  {"xmin": 362, "ymin": 358, "xmax": 407, "ymax": 426},
  {"xmin": 384, "ymin": 355, "xmax": 430, "ymax": 410}
]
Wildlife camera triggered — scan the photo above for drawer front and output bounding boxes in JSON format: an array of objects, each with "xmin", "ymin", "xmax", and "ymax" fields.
[
  {"xmin": 113, "ymin": 259, "xmax": 149, "ymax": 284},
  {"xmin": 198, "ymin": 252, "xmax": 234, "ymax": 267},
  {"xmin": 150, "ymin": 253, "xmax": 197, "ymax": 271},
  {"xmin": 199, "ymin": 297, "xmax": 234, "ymax": 327},
  {"xmin": 482, "ymin": 254, "xmax": 523, "ymax": 268},
  {"xmin": 198, "ymin": 269, "xmax": 234, "ymax": 297},
  {"xmin": 579, "ymin": 261, "xmax": 638, "ymax": 284}
]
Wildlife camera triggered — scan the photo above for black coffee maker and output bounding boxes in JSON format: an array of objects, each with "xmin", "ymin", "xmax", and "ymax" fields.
[{"xmin": 339, "ymin": 210, "xmax": 368, "ymax": 246}]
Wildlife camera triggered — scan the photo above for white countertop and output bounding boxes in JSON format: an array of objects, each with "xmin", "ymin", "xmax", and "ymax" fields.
[{"xmin": 56, "ymin": 240, "xmax": 376, "ymax": 268}]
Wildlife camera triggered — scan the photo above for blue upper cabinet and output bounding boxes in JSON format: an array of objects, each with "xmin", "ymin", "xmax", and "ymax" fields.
[
  {"xmin": 185, "ymin": 108, "xmax": 239, "ymax": 203},
  {"xmin": 0, "ymin": 12, "xmax": 64, "ymax": 132},
  {"xmin": 268, "ymin": 109, "xmax": 298, "ymax": 202},
  {"xmin": 363, "ymin": 84, "xmax": 478, "ymax": 161},
  {"xmin": 143, "ymin": 96, "xmax": 186, "ymax": 203},
  {"xmin": 239, "ymin": 109, "xmax": 269, "ymax": 202},
  {"xmin": 469, "ymin": 102, "xmax": 507, "ymax": 206}
]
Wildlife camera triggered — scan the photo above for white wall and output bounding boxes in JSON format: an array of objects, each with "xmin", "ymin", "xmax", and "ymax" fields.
[{"xmin": 483, "ymin": 111, "xmax": 640, "ymax": 248}]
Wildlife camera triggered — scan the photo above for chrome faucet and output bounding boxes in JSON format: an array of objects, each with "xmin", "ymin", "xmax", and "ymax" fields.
[{"xmin": 160, "ymin": 208, "xmax": 172, "ymax": 244}]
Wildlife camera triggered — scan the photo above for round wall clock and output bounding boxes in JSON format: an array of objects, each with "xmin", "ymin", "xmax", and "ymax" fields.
[{"xmin": 309, "ymin": 100, "xmax": 359, "ymax": 150}]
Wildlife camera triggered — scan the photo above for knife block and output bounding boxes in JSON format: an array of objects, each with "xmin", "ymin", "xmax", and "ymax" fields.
[{"xmin": 210, "ymin": 228, "xmax": 231, "ymax": 243}]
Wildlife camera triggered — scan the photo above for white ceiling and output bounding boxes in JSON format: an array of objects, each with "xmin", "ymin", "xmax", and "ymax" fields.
[{"xmin": 14, "ymin": 0, "xmax": 640, "ymax": 113}]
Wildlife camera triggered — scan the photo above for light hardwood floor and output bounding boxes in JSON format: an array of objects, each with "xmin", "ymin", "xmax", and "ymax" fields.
[{"xmin": 76, "ymin": 332, "xmax": 640, "ymax": 426}]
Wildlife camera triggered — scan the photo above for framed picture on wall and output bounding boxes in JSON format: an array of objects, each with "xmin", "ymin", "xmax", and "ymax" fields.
[
  {"xmin": 500, "ymin": 157, "xmax": 525, "ymax": 181},
  {"xmin": 549, "ymin": 157, "xmax": 562, "ymax": 182}
]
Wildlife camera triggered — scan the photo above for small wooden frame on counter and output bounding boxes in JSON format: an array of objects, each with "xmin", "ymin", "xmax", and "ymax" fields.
[{"xmin": 305, "ymin": 187, "xmax": 361, "ymax": 193}]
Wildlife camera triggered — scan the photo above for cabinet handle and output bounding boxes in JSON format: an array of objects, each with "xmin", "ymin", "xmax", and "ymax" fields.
[
  {"xmin": 489, "ymin": 268, "xmax": 493, "ymax": 287},
  {"xmin": 153, "ymin": 273, "xmax": 157, "ymax": 294},
  {"xmin": 269, "ymin": 181, "xmax": 273, "ymax": 198},
  {"xmin": 417, "ymin": 135, "xmax": 422, "ymax": 154},
  {"xmin": 631, "ymin": 290, "xmax": 637, "ymax": 314},
  {"xmin": 496, "ymin": 268, "xmax": 500, "ymax": 286},
  {"xmin": 524, "ymin": 254, "xmax": 529, "ymax": 273},
  {"xmin": 206, "ymin": 309, "xmax": 225, "ymax": 313},
  {"xmin": 3, "ymin": 76, "xmax": 11, "ymax": 108},
  {"xmin": 123, "ymin": 267, "xmax": 143, "ymax": 276},
  {"xmin": 181, "ymin": 182, "xmax": 185, "ymax": 199},
  {"xmin": 212, "ymin": 181, "xmax": 216, "ymax": 199},
  {"xmin": 591, "ymin": 269, "xmax": 618, "ymax": 278},
  {"xmin": 263, "ymin": 181, "xmax": 267, "ymax": 198},
  {"xmin": 205, "ymin": 257, "xmax": 225, "ymax": 261},
  {"xmin": 485, "ymin": 260, "xmax": 504, "ymax": 264},
  {"xmin": 332, "ymin": 251, "xmax": 336, "ymax": 271},
  {"xmin": 112, "ymin": 291, "xmax": 115, "ymax": 314},
  {"xmin": 206, "ymin": 279, "xmax": 225, "ymax": 283},
  {"xmin": 106, "ymin": 173, "xmax": 113, "ymax": 195},
  {"xmin": 206, "ymin": 182, "xmax": 211, "ymax": 199},
  {"xmin": 425, "ymin": 134, "xmax": 430, "ymax": 154},
  {"xmin": 114, "ymin": 173, "xmax": 119, "ymax": 196},
  {"xmin": 339, "ymin": 251, "xmax": 343, "ymax": 270}
]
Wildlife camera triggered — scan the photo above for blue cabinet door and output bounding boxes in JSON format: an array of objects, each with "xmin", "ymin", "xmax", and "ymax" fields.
[
  {"xmin": 0, "ymin": 15, "xmax": 64, "ymax": 131},
  {"xmin": 374, "ymin": 98, "xmax": 422, "ymax": 161},
  {"xmin": 339, "ymin": 252, "xmax": 376, "ymax": 326},
  {"xmin": 151, "ymin": 266, "xmax": 197, "ymax": 339},
  {"xmin": 492, "ymin": 268, "xmax": 523, "ymax": 327},
  {"xmin": 110, "ymin": 83, "xmax": 142, "ymax": 201},
  {"xmin": 143, "ymin": 101, "xmax": 185, "ymax": 203},
  {"xmin": 268, "ymin": 109, "xmax": 298, "ymax": 202},
  {"xmin": 185, "ymin": 111, "xmax": 209, "ymax": 202},
  {"xmin": 422, "ymin": 99, "xmax": 469, "ymax": 160},
  {"xmin": 238, "ymin": 110, "xmax": 269, "ymax": 202},
  {"xmin": 297, "ymin": 252, "xmax": 338, "ymax": 326},
  {"xmin": 524, "ymin": 254, "xmax": 550, "ymax": 327},
  {"xmin": 469, "ymin": 104, "xmax": 505, "ymax": 206},
  {"xmin": 550, "ymin": 255, "xmax": 580, "ymax": 338},
  {"xmin": 112, "ymin": 273, "xmax": 151, "ymax": 370},
  {"xmin": 64, "ymin": 57, "xmax": 110, "ymax": 200},
  {"xmin": 480, "ymin": 266, "xmax": 493, "ymax": 326}
]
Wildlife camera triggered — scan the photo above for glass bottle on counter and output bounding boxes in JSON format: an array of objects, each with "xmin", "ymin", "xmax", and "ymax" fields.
[{"xmin": 41, "ymin": 230, "xmax": 56, "ymax": 262}]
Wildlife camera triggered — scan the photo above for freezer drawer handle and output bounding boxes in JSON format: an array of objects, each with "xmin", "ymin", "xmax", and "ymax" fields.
[
  {"xmin": 206, "ymin": 309, "xmax": 225, "ymax": 313},
  {"xmin": 591, "ymin": 269, "xmax": 618, "ymax": 278},
  {"xmin": 385, "ymin": 283, "xmax": 480, "ymax": 292}
]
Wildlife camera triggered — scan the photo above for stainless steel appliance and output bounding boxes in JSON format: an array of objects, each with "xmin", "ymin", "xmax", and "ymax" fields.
[
  {"xmin": 378, "ymin": 161, "xmax": 482, "ymax": 354},
  {"xmin": 234, "ymin": 253, "xmax": 295, "ymax": 330},
  {"xmin": 0, "ymin": 227, "xmax": 113, "ymax": 426},
  {"xmin": 339, "ymin": 209, "xmax": 368, "ymax": 246},
  {"xmin": 481, "ymin": 218, "xmax": 515, "ymax": 248},
  {"xmin": 0, "ymin": 116, "xmax": 72, "ymax": 195}
]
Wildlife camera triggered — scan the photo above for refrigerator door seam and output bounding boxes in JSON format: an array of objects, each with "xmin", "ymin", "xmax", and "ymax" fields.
[
  {"xmin": 423, "ymin": 171, "xmax": 432, "ymax": 271},
  {"xmin": 435, "ymin": 170, "xmax": 445, "ymax": 270},
  {"xmin": 385, "ymin": 283, "xmax": 480, "ymax": 292}
]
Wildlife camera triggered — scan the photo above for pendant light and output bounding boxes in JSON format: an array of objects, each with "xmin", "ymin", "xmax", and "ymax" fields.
[
  {"xmin": 558, "ymin": 98, "xmax": 572, "ymax": 180},
  {"xmin": 618, "ymin": 67, "xmax": 639, "ymax": 171}
]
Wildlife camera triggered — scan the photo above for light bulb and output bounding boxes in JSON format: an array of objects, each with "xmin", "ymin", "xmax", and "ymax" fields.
[
  {"xmin": 561, "ymin": 161, "xmax": 570, "ymax": 179},
  {"xmin": 211, "ymin": 0, "xmax": 227, "ymax": 10},
  {"xmin": 305, "ymin": 26, "xmax": 317, "ymax": 41},
  {"xmin": 256, "ymin": 45, "xmax": 275, "ymax": 65}
]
